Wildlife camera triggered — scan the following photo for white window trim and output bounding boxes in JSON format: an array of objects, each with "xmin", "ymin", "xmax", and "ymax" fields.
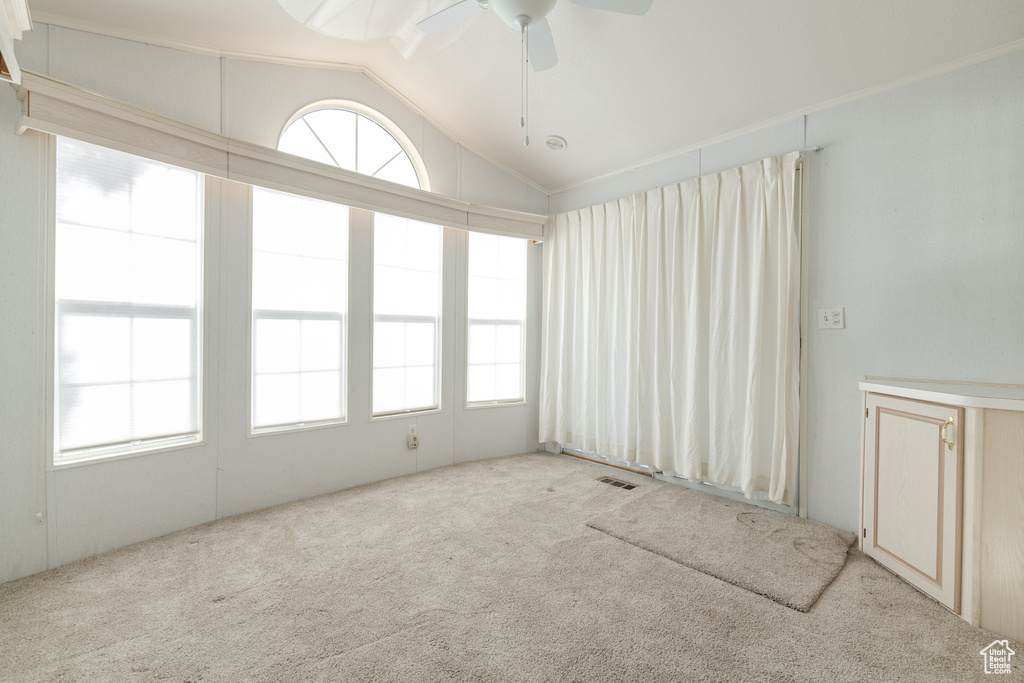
[
  {"xmin": 465, "ymin": 317, "xmax": 527, "ymax": 409},
  {"xmin": 280, "ymin": 100, "xmax": 431, "ymax": 193},
  {"xmin": 249, "ymin": 309, "xmax": 349, "ymax": 435},
  {"xmin": 46, "ymin": 144, "xmax": 212, "ymax": 470},
  {"xmin": 370, "ymin": 312, "xmax": 444, "ymax": 419},
  {"xmin": 464, "ymin": 234, "xmax": 528, "ymax": 409},
  {"xmin": 368, "ymin": 214, "xmax": 444, "ymax": 420},
  {"xmin": 247, "ymin": 184, "xmax": 352, "ymax": 435}
]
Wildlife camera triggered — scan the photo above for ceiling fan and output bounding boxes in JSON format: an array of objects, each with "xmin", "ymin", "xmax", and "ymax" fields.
[{"xmin": 417, "ymin": 0, "xmax": 654, "ymax": 71}]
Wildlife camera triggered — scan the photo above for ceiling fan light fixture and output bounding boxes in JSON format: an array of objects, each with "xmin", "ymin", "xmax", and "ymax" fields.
[{"xmin": 491, "ymin": 0, "xmax": 557, "ymax": 28}]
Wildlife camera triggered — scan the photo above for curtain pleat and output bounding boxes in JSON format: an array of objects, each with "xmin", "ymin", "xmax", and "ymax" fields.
[{"xmin": 539, "ymin": 152, "xmax": 800, "ymax": 505}]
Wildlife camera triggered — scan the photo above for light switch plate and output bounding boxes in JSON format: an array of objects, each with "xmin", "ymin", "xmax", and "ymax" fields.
[{"xmin": 818, "ymin": 308, "xmax": 845, "ymax": 329}]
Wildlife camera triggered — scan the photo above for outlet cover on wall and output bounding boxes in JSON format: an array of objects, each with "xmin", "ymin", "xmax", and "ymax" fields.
[{"xmin": 818, "ymin": 308, "xmax": 845, "ymax": 329}]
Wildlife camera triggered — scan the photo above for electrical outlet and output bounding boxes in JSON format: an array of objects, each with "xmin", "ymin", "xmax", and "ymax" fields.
[
  {"xmin": 407, "ymin": 426, "xmax": 419, "ymax": 450},
  {"xmin": 817, "ymin": 308, "xmax": 845, "ymax": 329}
]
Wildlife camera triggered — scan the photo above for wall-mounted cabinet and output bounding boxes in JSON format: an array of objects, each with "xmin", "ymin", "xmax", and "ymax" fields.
[{"xmin": 860, "ymin": 379, "xmax": 1024, "ymax": 643}]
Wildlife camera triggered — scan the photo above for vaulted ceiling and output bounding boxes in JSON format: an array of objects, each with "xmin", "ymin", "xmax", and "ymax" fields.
[{"xmin": 25, "ymin": 0, "xmax": 1024, "ymax": 192}]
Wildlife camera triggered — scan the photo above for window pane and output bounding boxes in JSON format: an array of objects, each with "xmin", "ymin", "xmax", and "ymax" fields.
[
  {"xmin": 251, "ymin": 187, "xmax": 348, "ymax": 430},
  {"xmin": 372, "ymin": 213, "xmax": 441, "ymax": 415},
  {"xmin": 55, "ymin": 225, "xmax": 131, "ymax": 302},
  {"xmin": 405, "ymin": 323, "xmax": 435, "ymax": 367},
  {"xmin": 373, "ymin": 367, "xmax": 405, "ymax": 415},
  {"xmin": 468, "ymin": 324, "xmax": 496, "ymax": 365},
  {"xmin": 133, "ymin": 318, "xmax": 193, "ymax": 381},
  {"xmin": 467, "ymin": 275, "xmax": 497, "ymax": 320},
  {"xmin": 131, "ymin": 166, "xmax": 202, "ymax": 240},
  {"xmin": 495, "ymin": 364, "xmax": 522, "ymax": 401},
  {"xmin": 255, "ymin": 319, "xmax": 301, "ymax": 374},
  {"xmin": 130, "ymin": 234, "xmax": 197, "ymax": 306},
  {"xmin": 59, "ymin": 316, "xmax": 131, "ymax": 385},
  {"xmin": 495, "ymin": 325, "xmax": 522, "ymax": 364},
  {"xmin": 404, "ymin": 366, "xmax": 436, "ymax": 411},
  {"xmin": 466, "ymin": 233, "xmax": 527, "ymax": 405},
  {"xmin": 59, "ymin": 384, "xmax": 132, "ymax": 451},
  {"xmin": 467, "ymin": 366, "xmax": 495, "ymax": 404},
  {"xmin": 278, "ymin": 119, "xmax": 336, "ymax": 167},
  {"xmin": 301, "ymin": 320, "xmax": 342, "ymax": 371},
  {"xmin": 304, "ymin": 109, "xmax": 356, "ymax": 171},
  {"xmin": 54, "ymin": 137, "xmax": 202, "ymax": 459},
  {"xmin": 374, "ymin": 153, "xmax": 418, "ymax": 188},
  {"xmin": 373, "ymin": 322, "xmax": 406, "ymax": 369},
  {"xmin": 254, "ymin": 374, "xmax": 301, "ymax": 427},
  {"xmin": 278, "ymin": 107, "xmax": 420, "ymax": 190},
  {"xmin": 357, "ymin": 116, "xmax": 401, "ymax": 177},
  {"xmin": 133, "ymin": 380, "xmax": 194, "ymax": 437},
  {"xmin": 300, "ymin": 371, "xmax": 342, "ymax": 422}
]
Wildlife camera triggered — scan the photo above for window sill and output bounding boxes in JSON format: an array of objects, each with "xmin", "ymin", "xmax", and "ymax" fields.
[
  {"xmin": 370, "ymin": 406, "xmax": 443, "ymax": 422},
  {"xmin": 249, "ymin": 419, "xmax": 348, "ymax": 438},
  {"xmin": 464, "ymin": 400, "xmax": 527, "ymax": 411},
  {"xmin": 50, "ymin": 437, "xmax": 206, "ymax": 471}
]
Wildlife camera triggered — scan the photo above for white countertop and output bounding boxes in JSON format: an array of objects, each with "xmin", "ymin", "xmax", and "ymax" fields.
[{"xmin": 859, "ymin": 378, "xmax": 1024, "ymax": 411}]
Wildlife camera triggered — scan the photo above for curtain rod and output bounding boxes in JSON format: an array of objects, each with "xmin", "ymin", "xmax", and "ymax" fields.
[{"xmin": 795, "ymin": 146, "xmax": 826, "ymax": 169}]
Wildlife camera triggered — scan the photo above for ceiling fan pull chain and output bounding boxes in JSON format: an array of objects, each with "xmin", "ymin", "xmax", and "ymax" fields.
[
  {"xmin": 523, "ymin": 22, "xmax": 530, "ymax": 146},
  {"xmin": 520, "ymin": 23, "xmax": 528, "ymax": 146}
]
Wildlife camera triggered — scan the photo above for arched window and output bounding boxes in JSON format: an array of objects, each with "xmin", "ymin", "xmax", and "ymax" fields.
[
  {"xmin": 253, "ymin": 102, "xmax": 442, "ymax": 425},
  {"xmin": 278, "ymin": 103, "xmax": 427, "ymax": 191}
]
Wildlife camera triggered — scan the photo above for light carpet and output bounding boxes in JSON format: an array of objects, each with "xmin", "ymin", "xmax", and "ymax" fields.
[
  {"xmin": 0, "ymin": 452, "xmax": 1020, "ymax": 682},
  {"xmin": 587, "ymin": 483, "xmax": 856, "ymax": 611}
]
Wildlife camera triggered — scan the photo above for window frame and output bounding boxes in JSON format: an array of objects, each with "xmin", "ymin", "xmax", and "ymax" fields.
[
  {"xmin": 464, "ymin": 233, "xmax": 528, "ymax": 409},
  {"xmin": 247, "ymin": 186, "xmax": 351, "ymax": 436},
  {"xmin": 278, "ymin": 100, "xmax": 430, "ymax": 193},
  {"xmin": 47, "ymin": 136, "xmax": 209, "ymax": 469},
  {"xmin": 274, "ymin": 101, "xmax": 440, "ymax": 423},
  {"xmin": 249, "ymin": 310, "xmax": 349, "ymax": 436},
  {"xmin": 369, "ymin": 214, "xmax": 445, "ymax": 420}
]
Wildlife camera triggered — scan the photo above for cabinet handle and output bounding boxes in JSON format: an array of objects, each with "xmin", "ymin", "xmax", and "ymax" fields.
[{"xmin": 941, "ymin": 417, "xmax": 954, "ymax": 451}]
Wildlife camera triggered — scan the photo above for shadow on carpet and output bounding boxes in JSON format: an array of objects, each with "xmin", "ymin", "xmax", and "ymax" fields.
[{"xmin": 586, "ymin": 483, "xmax": 857, "ymax": 611}]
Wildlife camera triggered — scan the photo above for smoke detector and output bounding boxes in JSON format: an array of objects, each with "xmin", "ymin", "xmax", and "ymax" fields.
[{"xmin": 545, "ymin": 136, "xmax": 567, "ymax": 151}]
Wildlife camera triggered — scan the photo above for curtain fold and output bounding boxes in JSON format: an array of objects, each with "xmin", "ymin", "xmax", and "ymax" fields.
[{"xmin": 539, "ymin": 152, "xmax": 800, "ymax": 505}]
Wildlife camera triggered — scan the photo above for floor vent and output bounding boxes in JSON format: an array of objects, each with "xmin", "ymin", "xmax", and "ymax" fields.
[{"xmin": 598, "ymin": 476, "xmax": 638, "ymax": 490}]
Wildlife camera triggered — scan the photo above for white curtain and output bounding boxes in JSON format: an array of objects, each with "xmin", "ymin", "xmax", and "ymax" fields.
[{"xmin": 539, "ymin": 152, "xmax": 801, "ymax": 505}]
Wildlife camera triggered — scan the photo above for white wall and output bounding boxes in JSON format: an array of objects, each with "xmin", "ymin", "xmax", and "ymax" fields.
[
  {"xmin": 550, "ymin": 49, "xmax": 1024, "ymax": 533},
  {"xmin": 0, "ymin": 25, "xmax": 546, "ymax": 584},
  {"xmin": 5, "ymin": 25, "xmax": 1021, "ymax": 584}
]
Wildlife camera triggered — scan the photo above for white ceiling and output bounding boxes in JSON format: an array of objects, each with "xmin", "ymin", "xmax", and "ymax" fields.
[{"xmin": 25, "ymin": 0, "xmax": 1024, "ymax": 192}]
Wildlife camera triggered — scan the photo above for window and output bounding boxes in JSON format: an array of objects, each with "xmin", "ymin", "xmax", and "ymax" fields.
[
  {"xmin": 251, "ymin": 188, "xmax": 349, "ymax": 431},
  {"xmin": 467, "ymin": 233, "xmax": 527, "ymax": 405},
  {"xmin": 372, "ymin": 214, "xmax": 442, "ymax": 416},
  {"xmin": 279, "ymin": 106, "xmax": 423, "ymax": 190},
  {"xmin": 276, "ymin": 102, "xmax": 437, "ymax": 418},
  {"xmin": 54, "ymin": 137, "xmax": 203, "ymax": 463}
]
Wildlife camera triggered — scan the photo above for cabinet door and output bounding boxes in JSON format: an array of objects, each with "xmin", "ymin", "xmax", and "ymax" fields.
[{"xmin": 863, "ymin": 393, "xmax": 964, "ymax": 612}]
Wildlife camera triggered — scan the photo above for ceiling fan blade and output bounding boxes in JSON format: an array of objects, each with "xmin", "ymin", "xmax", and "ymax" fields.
[
  {"xmin": 416, "ymin": 0, "xmax": 487, "ymax": 35},
  {"xmin": 569, "ymin": 0, "xmax": 653, "ymax": 15},
  {"xmin": 528, "ymin": 18, "xmax": 558, "ymax": 72}
]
